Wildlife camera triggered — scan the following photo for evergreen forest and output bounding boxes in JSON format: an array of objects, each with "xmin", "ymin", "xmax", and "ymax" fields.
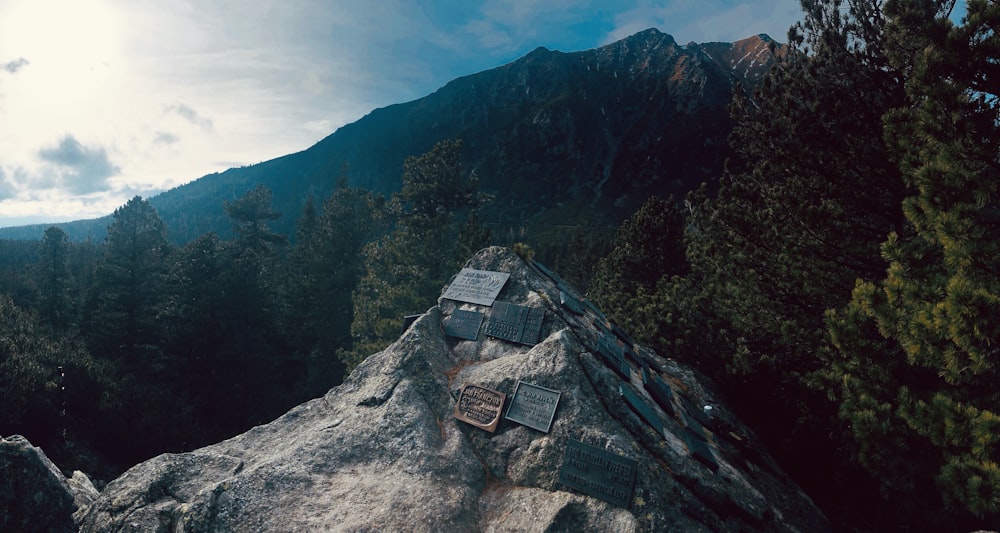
[{"xmin": 0, "ymin": 1, "xmax": 997, "ymax": 530}]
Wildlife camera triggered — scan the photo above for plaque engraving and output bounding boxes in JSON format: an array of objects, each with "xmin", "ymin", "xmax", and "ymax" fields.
[
  {"xmin": 453, "ymin": 383, "xmax": 506, "ymax": 432},
  {"xmin": 505, "ymin": 381, "xmax": 561, "ymax": 433},
  {"xmin": 682, "ymin": 428, "xmax": 719, "ymax": 471},
  {"xmin": 442, "ymin": 268, "xmax": 510, "ymax": 306},
  {"xmin": 596, "ymin": 334, "xmax": 631, "ymax": 379},
  {"xmin": 442, "ymin": 309, "xmax": 485, "ymax": 340},
  {"xmin": 619, "ymin": 384, "xmax": 664, "ymax": 436},
  {"xmin": 559, "ymin": 439, "xmax": 637, "ymax": 508},
  {"xmin": 643, "ymin": 372, "xmax": 676, "ymax": 417},
  {"xmin": 484, "ymin": 302, "xmax": 545, "ymax": 345}
]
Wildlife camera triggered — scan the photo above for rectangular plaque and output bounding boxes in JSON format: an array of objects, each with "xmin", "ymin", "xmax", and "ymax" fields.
[
  {"xmin": 505, "ymin": 381, "xmax": 561, "ymax": 433},
  {"xmin": 560, "ymin": 290, "xmax": 585, "ymax": 315},
  {"xmin": 484, "ymin": 302, "xmax": 545, "ymax": 345},
  {"xmin": 683, "ymin": 410, "xmax": 708, "ymax": 441},
  {"xmin": 559, "ymin": 439, "xmax": 637, "ymax": 508},
  {"xmin": 619, "ymin": 384, "xmax": 664, "ymax": 437},
  {"xmin": 596, "ymin": 334, "xmax": 631, "ymax": 379},
  {"xmin": 454, "ymin": 383, "xmax": 506, "ymax": 432},
  {"xmin": 643, "ymin": 372, "xmax": 675, "ymax": 418},
  {"xmin": 442, "ymin": 268, "xmax": 510, "ymax": 306},
  {"xmin": 530, "ymin": 259, "xmax": 565, "ymax": 286},
  {"xmin": 442, "ymin": 309, "xmax": 485, "ymax": 340},
  {"xmin": 682, "ymin": 428, "xmax": 719, "ymax": 472}
]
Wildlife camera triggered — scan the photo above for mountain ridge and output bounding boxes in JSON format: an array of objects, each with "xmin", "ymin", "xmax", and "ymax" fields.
[{"xmin": 0, "ymin": 28, "xmax": 782, "ymax": 244}]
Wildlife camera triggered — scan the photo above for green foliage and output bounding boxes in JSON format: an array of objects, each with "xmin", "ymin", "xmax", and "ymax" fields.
[
  {"xmin": 346, "ymin": 140, "xmax": 491, "ymax": 369},
  {"xmin": 826, "ymin": 0, "xmax": 1000, "ymax": 521},
  {"xmin": 35, "ymin": 227, "xmax": 75, "ymax": 328}
]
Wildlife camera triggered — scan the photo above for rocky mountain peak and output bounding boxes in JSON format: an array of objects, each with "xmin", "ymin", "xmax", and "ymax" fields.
[{"xmin": 66, "ymin": 246, "xmax": 828, "ymax": 531}]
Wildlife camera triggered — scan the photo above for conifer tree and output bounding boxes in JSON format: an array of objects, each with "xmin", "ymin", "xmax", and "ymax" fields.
[
  {"xmin": 35, "ymin": 226, "xmax": 75, "ymax": 328},
  {"xmin": 347, "ymin": 140, "xmax": 489, "ymax": 369},
  {"xmin": 826, "ymin": 0, "xmax": 1000, "ymax": 520}
]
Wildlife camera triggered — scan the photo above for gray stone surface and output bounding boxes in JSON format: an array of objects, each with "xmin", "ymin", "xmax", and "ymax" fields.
[
  {"xmin": 0, "ymin": 434, "xmax": 77, "ymax": 533},
  {"xmin": 79, "ymin": 247, "xmax": 830, "ymax": 532}
]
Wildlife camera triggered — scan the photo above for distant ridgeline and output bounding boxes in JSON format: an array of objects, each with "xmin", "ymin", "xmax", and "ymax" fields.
[{"xmin": 0, "ymin": 29, "xmax": 781, "ymax": 245}]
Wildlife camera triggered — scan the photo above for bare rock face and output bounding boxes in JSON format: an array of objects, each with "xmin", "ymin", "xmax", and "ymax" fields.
[
  {"xmin": 79, "ymin": 247, "xmax": 829, "ymax": 532},
  {"xmin": 0, "ymin": 434, "xmax": 76, "ymax": 533}
]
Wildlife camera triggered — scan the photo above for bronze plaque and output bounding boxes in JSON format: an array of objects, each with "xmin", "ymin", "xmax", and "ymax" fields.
[
  {"xmin": 559, "ymin": 439, "xmax": 637, "ymax": 508},
  {"xmin": 453, "ymin": 383, "xmax": 506, "ymax": 432},
  {"xmin": 443, "ymin": 309, "xmax": 485, "ymax": 340},
  {"xmin": 505, "ymin": 381, "xmax": 561, "ymax": 433},
  {"xmin": 442, "ymin": 268, "xmax": 510, "ymax": 306},
  {"xmin": 683, "ymin": 428, "xmax": 719, "ymax": 472},
  {"xmin": 643, "ymin": 372, "xmax": 676, "ymax": 418}
]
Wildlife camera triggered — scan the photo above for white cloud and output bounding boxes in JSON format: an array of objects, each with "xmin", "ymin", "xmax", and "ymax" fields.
[
  {"xmin": 2, "ymin": 57, "xmax": 29, "ymax": 74},
  {"xmin": 37, "ymin": 135, "xmax": 120, "ymax": 194}
]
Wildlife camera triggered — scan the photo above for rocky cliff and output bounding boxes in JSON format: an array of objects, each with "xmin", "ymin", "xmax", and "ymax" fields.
[{"xmin": 71, "ymin": 247, "xmax": 827, "ymax": 531}]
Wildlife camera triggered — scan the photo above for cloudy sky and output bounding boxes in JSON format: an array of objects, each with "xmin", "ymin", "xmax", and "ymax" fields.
[{"xmin": 0, "ymin": 0, "xmax": 807, "ymax": 228}]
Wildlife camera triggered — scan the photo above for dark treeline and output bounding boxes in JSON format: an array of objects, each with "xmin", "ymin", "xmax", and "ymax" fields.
[{"xmin": 590, "ymin": 0, "xmax": 999, "ymax": 530}]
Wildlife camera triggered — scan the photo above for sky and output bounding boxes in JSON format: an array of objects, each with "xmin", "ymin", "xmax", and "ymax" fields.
[{"xmin": 0, "ymin": 0, "xmax": 810, "ymax": 228}]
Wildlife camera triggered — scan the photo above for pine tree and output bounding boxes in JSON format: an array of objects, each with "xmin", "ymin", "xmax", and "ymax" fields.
[
  {"xmin": 35, "ymin": 226, "xmax": 75, "ymax": 328},
  {"xmin": 826, "ymin": 0, "xmax": 1000, "ymax": 520},
  {"xmin": 346, "ymin": 140, "xmax": 489, "ymax": 369}
]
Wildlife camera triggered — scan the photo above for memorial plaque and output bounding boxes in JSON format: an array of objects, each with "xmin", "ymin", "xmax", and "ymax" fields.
[
  {"xmin": 596, "ymin": 334, "xmax": 631, "ymax": 379},
  {"xmin": 559, "ymin": 439, "xmax": 638, "ymax": 508},
  {"xmin": 484, "ymin": 302, "xmax": 545, "ymax": 345},
  {"xmin": 683, "ymin": 410, "xmax": 709, "ymax": 441},
  {"xmin": 682, "ymin": 428, "xmax": 719, "ymax": 471},
  {"xmin": 560, "ymin": 289, "xmax": 585, "ymax": 315},
  {"xmin": 559, "ymin": 440, "xmax": 638, "ymax": 509},
  {"xmin": 619, "ymin": 384, "xmax": 664, "ymax": 436},
  {"xmin": 453, "ymin": 383, "xmax": 506, "ymax": 432},
  {"xmin": 505, "ymin": 381, "xmax": 561, "ymax": 433},
  {"xmin": 530, "ymin": 259, "xmax": 565, "ymax": 285},
  {"xmin": 442, "ymin": 268, "xmax": 510, "ymax": 306},
  {"xmin": 442, "ymin": 309, "xmax": 485, "ymax": 340},
  {"xmin": 643, "ymin": 372, "xmax": 676, "ymax": 418}
]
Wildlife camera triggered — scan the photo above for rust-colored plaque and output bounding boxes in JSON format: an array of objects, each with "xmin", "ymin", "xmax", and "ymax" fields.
[{"xmin": 454, "ymin": 383, "xmax": 506, "ymax": 432}]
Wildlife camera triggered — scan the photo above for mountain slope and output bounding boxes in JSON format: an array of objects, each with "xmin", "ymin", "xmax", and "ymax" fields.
[{"xmin": 1, "ymin": 29, "xmax": 782, "ymax": 244}]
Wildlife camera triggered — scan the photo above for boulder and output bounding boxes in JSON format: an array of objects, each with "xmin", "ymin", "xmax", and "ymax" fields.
[
  {"xmin": 0, "ymin": 434, "xmax": 76, "ymax": 533},
  {"xmin": 79, "ymin": 247, "xmax": 830, "ymax": 532}
]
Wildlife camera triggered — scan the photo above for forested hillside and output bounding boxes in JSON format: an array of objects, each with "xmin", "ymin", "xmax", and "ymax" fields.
[{"xmin": 0, "ymin": 1, "xmax": 997, "ymax": 531}]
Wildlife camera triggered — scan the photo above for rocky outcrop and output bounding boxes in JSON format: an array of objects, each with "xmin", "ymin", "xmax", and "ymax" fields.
[
  {"xmin": 0, "ymin": 434, "xmax": 77, "ymax": 532},
  {"xmin": 79, "ymin": 247, "xmax": 828, "ymax": 531}
]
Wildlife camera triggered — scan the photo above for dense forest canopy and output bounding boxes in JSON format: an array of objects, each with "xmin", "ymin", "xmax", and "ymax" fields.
[{"xmin": 0, "ymin": 1, "xmax": 997, "ymax": 531}]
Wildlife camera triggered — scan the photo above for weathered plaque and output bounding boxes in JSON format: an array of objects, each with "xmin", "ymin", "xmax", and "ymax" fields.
[
  {"xmin": 442, "ymin": 268, "xmax": 510, "ymax": 306},
  {"xmin": 682, "ymin": 428, "xmax": 719, "ymax": 471},
  {"xmin": 559, "ymin": 439, "xmax": 638, "ymax": 508},
  {"xmin": 454, "ymin": 383, "xmax": 506, "ymax": 432},
  {"xmin": 530, "ymin": 259, "xmax": 565, "ymax": 285},
  {"xmin": 505, "ymin": 381, "xmax": 561, "ymax": 433},
  {"xmin": 484, "ymin": 302, "xmax": 545, "ymax": 345},
  {"xmin": 683, "ymin": 410, "xmax": 709, "ymax": 441},
  {"xmin": 619, "ymin": 384, "xmax": 664, "ymax": 436},
  {"xmin": 644, "ymin": 372, "xmax": 676, "ymax": 418},
  {"xmin": 442, "ymin": 309, "xmax": 485, "ymax": 340},
  {"xmin": 560, "ymin": 289, "xmax": 585, "ymax": 315},
  {"xmin": 596, "ymin": 334, "xmax": 631, "ymax": 379}
]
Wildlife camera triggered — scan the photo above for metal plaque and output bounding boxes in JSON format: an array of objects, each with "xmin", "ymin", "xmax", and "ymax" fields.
[
  {"xmin": 643, "ymin": 372, "xmax": 675, "ymax": 418},
  {"xmin": 560, "ymin": 290, "xmax": 585, "ymax": 315},
  {"xmin": 596, "ymin": 334, "xmax": 631, "ymax": 379},
  {"xmin": 683, "ymin": 410, "xmax": 708, "ymax": 441},
  {"xmin": 443, "ymin": 309, "xmax": 485, "ymax": 340},
  {"xmin": 442, "ymin": 268, "xmax": 510, "ymax": 306},
  {"xmin": 505, "ymin": 381, "xmax": 561, "ymax": 433},
  {"xmin": 559, "ymin": 439, "xmax": 638, "ymax": 508},
  {"xmin": 453, "ymin": 383, "xmax": 506, "ymax": 432},
  {"xmin": 682, "ymin": 428, "xmax": 719, "ymax": 472},
  {"xmin": 530, "ymin": 259, "xmax": 565, "ymax": 285},
  {"xmin": 484, "ymin": 302, "xmax": 545, "ymax": 345},
  {"xmin": 619, "ymin": 384, "xmax": 664, "ymax": 437}
]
